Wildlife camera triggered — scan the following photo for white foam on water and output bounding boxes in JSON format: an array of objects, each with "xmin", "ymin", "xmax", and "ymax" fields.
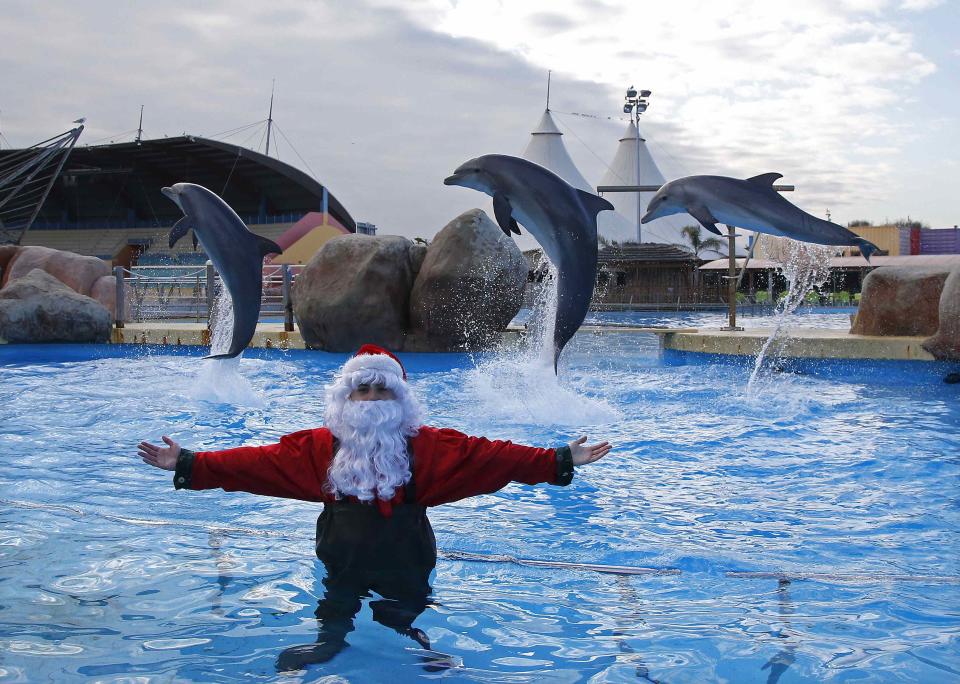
[{"xmin": 190, "ymin": 356, "xmax": 265, "ymax": 408}]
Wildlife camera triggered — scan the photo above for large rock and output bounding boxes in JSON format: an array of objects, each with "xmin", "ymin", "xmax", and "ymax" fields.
[
  {"xmin": 923, "ymin": 266, "xmax": 960, "ymax": 360},
  {"xmin": 0, "ymin": 269, "xmax": 111, "ymax": 343},
  {"xmin": 851, "ymin": 266, "xmax": 950, "ymax": 337},
  {"xmin": 408, "ymin": 209, "xmax": 527, "ymax": 351},
  {"xmin": 293, "ymin": 234, "xmax": 416, "ymax": 352},
  {"xmin": 0, "ymin": 245, "xmax": 19, "ymax": 276},
  {"xmin": 89, "ymin": 275, "xmax": 119, "ymax": 319},
  {"xmin": 2, "ymin": 245, "xmax": 110, "ymax": 295}
]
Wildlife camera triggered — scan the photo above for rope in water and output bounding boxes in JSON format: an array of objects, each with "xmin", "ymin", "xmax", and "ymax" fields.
[{"xmin": 5, "ymin": 499, "xmax": 958, "ymax": 584}]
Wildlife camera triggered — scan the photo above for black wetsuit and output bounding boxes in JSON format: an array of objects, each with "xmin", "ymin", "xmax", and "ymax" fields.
[{"xmin": 277, "ymin": 446, "xmax": 435, "ymax": 670}]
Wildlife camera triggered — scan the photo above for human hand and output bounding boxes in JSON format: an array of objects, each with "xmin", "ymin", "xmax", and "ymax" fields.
[
  {"xmin": 138, "ymin": 436, "xmax": 181, "ymax": 471},
  {"xmin": 569, "ymin": 436, "xmax": 612, "ymax": 466}
]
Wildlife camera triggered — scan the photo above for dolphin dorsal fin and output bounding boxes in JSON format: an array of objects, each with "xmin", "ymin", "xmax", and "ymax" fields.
[
  {"xmin": 746, "ymin": 172, "xmax": 783, "ymax": 186},
  {"xmin": 577, "ymin": 189, "xmax": 614, "ymax": 217},
  {"xmin": 255, "ymin": 234, "xmax": 283, "ymax": 256}
]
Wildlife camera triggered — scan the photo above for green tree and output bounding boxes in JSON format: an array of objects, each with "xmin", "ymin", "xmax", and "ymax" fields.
[
  {"xmin": 680, "ymin": 225, "xmax": 725, "ymax": 259},
  {"xmin": 680, "ymin": 225, "xmax": 726, "ymax": 302}
]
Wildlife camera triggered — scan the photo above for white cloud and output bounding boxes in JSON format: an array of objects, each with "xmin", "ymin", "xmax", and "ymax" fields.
[
  {"xmin": 387, "ymin": 0, "xmax": 939, "ymax": 219},
  {"xmin": 899, "ymin": 0, "xmax": 944, "ymax": 10}
]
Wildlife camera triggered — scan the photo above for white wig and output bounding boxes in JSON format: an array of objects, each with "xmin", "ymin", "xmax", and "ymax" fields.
[{"xmin": 323, "ymin": 365, "xmax": 423, "ymax": 501}]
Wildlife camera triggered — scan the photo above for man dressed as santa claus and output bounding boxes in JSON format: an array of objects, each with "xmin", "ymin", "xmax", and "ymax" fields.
[{"xmin": 138, "ymin": 344, "xmax": 611, "ymax": 670}]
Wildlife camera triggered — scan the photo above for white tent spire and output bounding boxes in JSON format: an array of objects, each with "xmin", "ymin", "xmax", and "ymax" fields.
[{"xmin": 520, "ymin": 110, "xmax": 592, "ymax": 192}]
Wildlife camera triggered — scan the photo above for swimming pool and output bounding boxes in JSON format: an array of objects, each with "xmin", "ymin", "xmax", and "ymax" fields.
[{"xmin": 0, "ymin": 334, "xmax": 957, "ymax": 682}]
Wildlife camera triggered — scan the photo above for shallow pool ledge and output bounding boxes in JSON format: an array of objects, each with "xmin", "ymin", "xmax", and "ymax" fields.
[{"xmin": 660, "ymin": 327, "xmax": 936, "ymax": 361}]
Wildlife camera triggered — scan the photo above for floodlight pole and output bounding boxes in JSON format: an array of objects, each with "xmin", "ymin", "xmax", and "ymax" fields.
[{"xmin": 622, "ymin": 86, "xmax": 651, "ymax": 243}]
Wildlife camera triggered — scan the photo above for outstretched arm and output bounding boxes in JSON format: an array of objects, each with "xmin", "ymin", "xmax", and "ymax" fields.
[
  {"xmin": 413, "ymin": 427, "xmax": 614, "ymax": 506},
  {"xmin": 136, "ymin": 429, "xmax": 331, "ymax": 501}
]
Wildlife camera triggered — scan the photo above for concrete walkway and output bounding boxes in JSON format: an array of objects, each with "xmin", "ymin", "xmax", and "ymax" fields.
[{"xmin": 110, "ymin": 322, "xmax": 936, "ymax": 362}]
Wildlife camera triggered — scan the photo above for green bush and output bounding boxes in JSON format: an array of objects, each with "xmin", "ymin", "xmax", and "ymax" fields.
[
  {"xmin": 755, "ymin": 291, "xmax": 771, "ymax": 303},
  {"xmin": 736, "ymin": 292, "xmax": 749, "ymax": 303},
  {"xmin": 804, "ymin": 290, "xmax": 821, "ymax": 304},
  {"xmin": 833, "ymin": 291, "xmax": 851, "ymax": 304}
]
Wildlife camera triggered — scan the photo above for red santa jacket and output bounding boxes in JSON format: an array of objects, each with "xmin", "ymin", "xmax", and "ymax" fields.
[{"xmin": 174, "ymin": 426, "xmax": 574, "ymax": 516}]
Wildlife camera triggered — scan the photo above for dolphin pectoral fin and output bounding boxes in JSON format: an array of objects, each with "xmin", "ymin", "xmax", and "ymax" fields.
[
  {"xmin": 255, "ymin": 234, "xmax": 283, "ymax": 256},
  {"xmin": 169, "ymin": 216, "xmax": 193, "ymax": 248},
  {"xmin": 746, "ymin": 172, "xmax": 783, "ymax": 186},
  {"xmin": 688, "ymin": 204, "xmax": 722, "ymax": 235},
  {"xmin": 576, "ymin": 189, "xmax": 614, "ymax": 216},
  {"xmin": 492, "ymin": 192, "xmax": 519, "ymax": 237}
]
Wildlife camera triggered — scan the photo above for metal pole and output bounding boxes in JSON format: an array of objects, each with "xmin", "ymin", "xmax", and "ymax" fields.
[
  {"xmin": 205, "ymin": 262, "xmax": 215, "ymax": 327},
  {"xmin": 113, "ymin": 265, "xmax": 125, "ymax": 328},
  {"xmin": 635, "ymin": 112, "xmax": 642, "ymax": 244},
  {"xmin": 282, "ymin": 265, "xmax": 294, "ymax": 332},
  {"xmin": 721, "ymin": 225, "xmax": 743, "ymax": 331}
]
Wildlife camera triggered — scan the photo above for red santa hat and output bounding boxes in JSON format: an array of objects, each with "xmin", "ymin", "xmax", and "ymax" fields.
[{"xmin": 341, "ymin": 344, "xmax": 407, "ymax": 381}]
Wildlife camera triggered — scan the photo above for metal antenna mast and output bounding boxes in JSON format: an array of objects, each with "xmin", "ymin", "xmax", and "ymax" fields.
[
  {"xmin": 264, "ymin": 80, "xmax": 275, "ymax": 157},
  {"xmin": 546, "ymin": 70, "xmax": 552, "ymax": 111},
  {"xmin": 135, "ymin": 105, "xmax": 144, "ymax": 145}
]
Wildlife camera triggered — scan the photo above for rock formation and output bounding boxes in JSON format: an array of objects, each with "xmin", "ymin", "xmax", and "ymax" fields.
[
  {"xmin": 408, "ymin": 209, "xmax": 527, "ymax": 351},
  {"xmin": 293, "ymin": 234, "xmax": 417, "ymax": 352},
  {"xmin": 851, "ymin": 266, "xmax": 950, "ymax": 337},
  {"xmin": 0, "ymin": 245, "xmax": 117, "ymax": 314},
  {"xmin": 291, "ymin": 210, "xmax": 529, "ymax": 352},
  {"xmin": 922, "ymin": 266, "xmax": 960, "ymax": 360},
  {"xmin": 0, "ymin": 269, "xmax": 112, "ymax": 343}
]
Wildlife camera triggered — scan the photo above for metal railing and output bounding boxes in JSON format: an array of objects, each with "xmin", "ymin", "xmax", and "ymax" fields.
[{"xmin": 113, "ymin": 263, "xmax": 294, "ymax": 331}]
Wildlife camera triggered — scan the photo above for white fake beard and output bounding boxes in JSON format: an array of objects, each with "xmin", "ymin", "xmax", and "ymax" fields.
[{"xmin": 325, "ymin": 400, "xmax": 411, "ymax": 502}]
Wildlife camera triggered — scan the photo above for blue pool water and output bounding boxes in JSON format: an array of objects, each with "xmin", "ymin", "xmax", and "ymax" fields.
[{"xmin": 0, "ymin": 332, "xmax": 958, "ymax": 682}]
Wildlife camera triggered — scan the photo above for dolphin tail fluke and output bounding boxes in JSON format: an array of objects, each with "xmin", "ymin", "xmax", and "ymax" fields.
[
  {"xmin": 255, "ymin": 234, "xmax": 283, "ymax": 257},
  {"xmin": 169, "ymin": 216, "xmax": 194, "ymax": 248},
  {"xmin": 858, "ymin": 239, "xmax": 879, "ymax": 262}
]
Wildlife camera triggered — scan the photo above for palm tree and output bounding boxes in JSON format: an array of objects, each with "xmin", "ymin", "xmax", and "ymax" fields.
[
  {"xmin": 681, "ymin": 225, "xmax": 725, "ymax": 302},
  {"xmin": 680, "ymin": 225, "xmax": 725, "ymax": 259}
]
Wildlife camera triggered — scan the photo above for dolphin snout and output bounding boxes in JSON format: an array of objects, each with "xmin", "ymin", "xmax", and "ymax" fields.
[
  {"xmin": 443, "ymin": 173, "xmax": 462, "ymax": 186},
  {"xmin": 161, "ymin": 186, "xmax": 184, "ymax": 211}
]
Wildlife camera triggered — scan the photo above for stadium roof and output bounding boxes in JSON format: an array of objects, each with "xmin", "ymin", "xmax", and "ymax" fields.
[{"xmin": 0, "ymin": 135, "xmax": 355, "ymax": 231}]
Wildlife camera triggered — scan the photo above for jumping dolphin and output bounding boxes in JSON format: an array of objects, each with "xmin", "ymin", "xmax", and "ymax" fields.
[
  {"xmin": 444, "ymin": 154, "xmax": 613, "ymax": 371},
  {"xmin": 641, "ymin": 173, "xmax": 879, "ymax": 260},
  {"xmin": 161, "ymin": 183, "xmax": 282, "ymax": 359}
]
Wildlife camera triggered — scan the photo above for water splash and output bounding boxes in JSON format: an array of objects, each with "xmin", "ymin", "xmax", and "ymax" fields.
[
  {"xmin": 190, "ymin": 357, "xmax": 265, "ymax": 407},
  {"xmin": 746, "ymin": 239, "xmax": 834, "ymax": 394},
  {"xmin": 208, "ymin": 286, "xmax": 235, "ymax": 357},
  {"xmin": 190, "ymin": 286, "xmax": 263, "ymax": 406},
  {"xmin": 462, "ymin": 254, "xmax": 620, "ymax": 427}
]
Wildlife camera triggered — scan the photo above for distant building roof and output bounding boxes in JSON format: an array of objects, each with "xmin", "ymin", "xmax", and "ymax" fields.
[
  {"xmin": 0, "ymin": 135, "xmax": 355, "ymax": 231},
  {"xmin": 599, "ymin": 243, "xmax": 697, "ymax": 264},
  {"xmin": 699, "ymin": 254, "xmax": 960, "ymax": 270}
]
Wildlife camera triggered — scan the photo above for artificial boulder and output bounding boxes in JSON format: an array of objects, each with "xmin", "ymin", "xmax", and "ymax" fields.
[
  {"xmin": 922, "ymin": 266, "xmax": 960, "ymax": 360},
  {"xmin": 89, "ymin": 275, "xmax": 119, "ymax": 319},
  {"xmin": 0, "ymin": 269, "xmax": 111, "ymax": 343},
  {"xmin": 851, "ymin": 266, "xmax": 950, "ymax": 337},
  {"xmin": 293, "ymin": 234, "xmax": 416, "ymax": 352},
  {"xmin": 2, "ymin": 245, "xmax": 110, "ymax": 295},
  {"xmin": 408, "ymin": 209, "xmax": 527, "ymax": 351}
]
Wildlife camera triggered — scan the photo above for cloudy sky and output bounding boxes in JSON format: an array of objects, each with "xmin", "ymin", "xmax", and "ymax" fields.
[{"xmin": 1, "ymin": 0, "xmax": 956, "ymax": 241}]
